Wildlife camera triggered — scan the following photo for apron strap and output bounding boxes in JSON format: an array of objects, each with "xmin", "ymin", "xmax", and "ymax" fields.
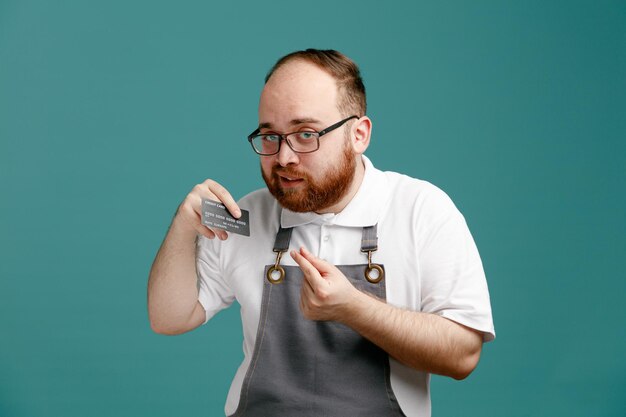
[
  {"xmin": 273, "ymin": 227, "xmax": 293, "ymax": 253},
  {"xmin": 361, "ymin": 224, "xmax": 378, "ymax": 252},
  {"xmin": 267, "ymin": 227, "xmax": 293, "ymax": 284},
  {"xmin": 361, "ymin": 224, "xmax": 384, "ymax": 283}
]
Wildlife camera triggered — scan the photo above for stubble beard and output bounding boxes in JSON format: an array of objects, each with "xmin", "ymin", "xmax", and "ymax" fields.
[{"xmin": 261, "ymin": 143, "xmax": 357, "ymax": 213}]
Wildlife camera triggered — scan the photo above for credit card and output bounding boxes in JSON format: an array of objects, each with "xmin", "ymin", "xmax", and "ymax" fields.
[{"xmin": 201, "ymin": 199, "xmax": 250, "ymax": 236}]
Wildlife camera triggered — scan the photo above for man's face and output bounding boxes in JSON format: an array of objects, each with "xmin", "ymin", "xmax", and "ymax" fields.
[{"xmin": 258, "ymin": 60, "xmax": 357, "ymax": 213}]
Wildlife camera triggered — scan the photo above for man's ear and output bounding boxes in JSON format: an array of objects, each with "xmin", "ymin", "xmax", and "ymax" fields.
[{"xmin": 351, "ymin": 116, "xmax": 372, "ymax": 155}]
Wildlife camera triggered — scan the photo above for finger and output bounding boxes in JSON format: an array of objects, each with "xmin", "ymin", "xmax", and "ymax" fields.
[
  {"xmin": 290, "ymin": 249, "xmax": 325, "ymax": 287},
  {"xmin": 177, "ymin": 196, "xmax": 212, "ymax": 237},
  {"xmin": 298, "ymin": 246, "xmax": 334, "ymax": 274},
  {"xmin": 188, "ymin": 206, "xmax": 222, "ymax": 240},
  {"xmin": 301, "ymin": 273, "xmax": 316, "ymax": 296},
  {"xmin": 290, "ymin": 249, "xmax": 317, "ymax": 274},
  {"xmin": 191, "ymin": 192, "xmax": 230, "ymax": 240},
  {"xmin": 204, "ymin": 179, "xmax": 241, "ymax": 218},
  {"xmin": 201, "ymin": 227, "xmax": 229, "ymax": 240},
  {"xmin": 299, "ymin": 282, "xmax": 317, "ymax": 316},
  {"xmin": 195, "ymin": 224, "xmax": 216, "ymax": 240},
  {"xmin": 299, "ymin": 292, "xmax": 310, "ymax": 317},
  {"xmin": 210, "ymin": 228, "xmax": 229, "ymax": 240}
]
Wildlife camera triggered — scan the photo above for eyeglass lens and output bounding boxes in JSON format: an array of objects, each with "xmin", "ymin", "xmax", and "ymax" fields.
[{"xmin": 252, "ymin": 132, "xmax": 319, "ymax": 155}]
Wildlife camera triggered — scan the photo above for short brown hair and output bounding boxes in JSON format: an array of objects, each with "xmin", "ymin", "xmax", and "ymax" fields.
[{"xmin": 265, "ymin": 49, "xmax": 366, "ymax": 117}]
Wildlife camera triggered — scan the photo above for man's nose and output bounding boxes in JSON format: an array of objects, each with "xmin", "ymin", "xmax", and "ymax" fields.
[{"xmin": 276, "ymin": 138, "xmax": 299, "ymax": 166}]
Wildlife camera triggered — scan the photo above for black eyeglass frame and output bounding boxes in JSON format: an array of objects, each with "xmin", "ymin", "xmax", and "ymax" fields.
[{"xmin": 247, "ymin": 115, "xmax": 360, "ymax": 156}]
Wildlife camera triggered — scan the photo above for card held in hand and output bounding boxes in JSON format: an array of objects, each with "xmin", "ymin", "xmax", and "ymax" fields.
[{"xmin": 201, "ymin": 199, "xmax": 250, "ymax": 237}]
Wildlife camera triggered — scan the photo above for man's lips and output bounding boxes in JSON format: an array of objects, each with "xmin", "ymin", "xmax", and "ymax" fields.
[{"xmin": 276, "ymin": 172, "xmax": 305, "ymax": 188}]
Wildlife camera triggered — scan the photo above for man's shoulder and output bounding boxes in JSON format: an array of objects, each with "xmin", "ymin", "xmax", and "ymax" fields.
[
  {"xmin": 237, "ymin": 187, "xmax": 273, "ymax": 205},
  {"xmin": 381, "ymin": 169, "xmax": 456, "ymax": 210}
]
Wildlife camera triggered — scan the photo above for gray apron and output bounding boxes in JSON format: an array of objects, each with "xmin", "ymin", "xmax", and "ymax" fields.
[{"xmin": 230, "ymin": 225, "xmax": 405, "ymax": 417}]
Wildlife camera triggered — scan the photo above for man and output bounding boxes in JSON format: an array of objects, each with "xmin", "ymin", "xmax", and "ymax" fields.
[{"xmin": 148, "ymin": 49, "xmax": 495, "ymax": 417}]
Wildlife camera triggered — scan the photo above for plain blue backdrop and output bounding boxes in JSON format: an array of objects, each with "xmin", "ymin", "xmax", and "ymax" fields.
[{"xmin": 1, "ymin": 1, "xmax": 625, "ymax": 416}]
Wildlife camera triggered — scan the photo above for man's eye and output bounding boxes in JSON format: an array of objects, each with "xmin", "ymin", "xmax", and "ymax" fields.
[
  {"xmin": 296, "ymin": 132, "xmax": 316, "ymax": 140},
  {"xmin": 263, "ymin": 135, "xmax": 280, "ymax": 142}
]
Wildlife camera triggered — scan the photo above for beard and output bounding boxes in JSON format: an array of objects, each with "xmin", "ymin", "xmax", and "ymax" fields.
[{"xmin": 261, "ymin": 143, "xmax": 357, "ymax": 213}]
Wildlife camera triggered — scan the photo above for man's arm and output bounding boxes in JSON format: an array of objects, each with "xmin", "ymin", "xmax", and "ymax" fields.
[
  {"xmin": 147, "ymin": 179, "xmax": 240, "ymax": 335},
  {"xmin": 291, "ymin": 247, "xmax": 483, "ymax": 380}
]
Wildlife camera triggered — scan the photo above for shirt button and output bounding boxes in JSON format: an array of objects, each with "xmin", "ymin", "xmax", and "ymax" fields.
[{"xmin": 323, "ymin": 235, "xmax": 329, "ymax": 242}]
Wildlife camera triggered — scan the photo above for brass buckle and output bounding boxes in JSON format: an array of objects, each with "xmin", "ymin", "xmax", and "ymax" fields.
[
  {"xmin": 266, "ymin": 250, "xmax": 285, "ymax": 284},
  {"xmin": 363, "ymin": 250, "xmax": 384, "ymax": 283}
]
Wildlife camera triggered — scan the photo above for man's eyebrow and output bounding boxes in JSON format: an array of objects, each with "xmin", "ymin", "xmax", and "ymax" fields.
[
  {"xmin": 290, "ymin": 117, "xmax": 322, "ymax": 125},
  {"xmin": 258, "ymin": 117, "xmax": 322, "ymax": 130}
]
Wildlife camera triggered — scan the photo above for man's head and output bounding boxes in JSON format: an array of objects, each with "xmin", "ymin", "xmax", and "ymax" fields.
[
  {"xmin": 256, "ymin": 49, "xmax": 372, "ymax": 213},
  {"xmin": 265, "ymin": 49, "xmax": 367, "ymax": 117}
]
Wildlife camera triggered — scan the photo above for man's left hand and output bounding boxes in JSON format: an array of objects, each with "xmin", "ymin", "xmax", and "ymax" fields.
[{"xmin": 290, "ymin": 246, "xmax": 361, "ymax": 322}]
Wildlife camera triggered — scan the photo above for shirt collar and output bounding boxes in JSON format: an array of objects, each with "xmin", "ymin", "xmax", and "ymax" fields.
[{"xmin": 280, "ymin": 155, "xmax": 390, "ymax": 228}]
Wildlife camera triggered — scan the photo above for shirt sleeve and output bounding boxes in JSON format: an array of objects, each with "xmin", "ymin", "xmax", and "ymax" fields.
[
  {"xmin": 417, "ymin": 188, "xmax": 495, "ymax": 342},
  {"xmin": 196, "ymin": 235, "xmax": 236, "ymax": 324}
]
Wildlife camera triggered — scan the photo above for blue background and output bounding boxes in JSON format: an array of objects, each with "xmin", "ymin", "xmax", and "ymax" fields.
[{"xmin": 1, "ymin": 1, "xmax": 625, "ymax": 416}]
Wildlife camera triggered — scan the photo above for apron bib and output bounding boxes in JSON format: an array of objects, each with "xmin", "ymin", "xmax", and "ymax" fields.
[{"xmin": 230, "ymin": 226, "xmax": 405, "ymax": 417}]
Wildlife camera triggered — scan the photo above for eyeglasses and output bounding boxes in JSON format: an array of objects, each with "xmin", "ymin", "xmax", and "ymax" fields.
[{"xmin": 247, "ymin": 115, "xmax": 359, "ymax": 156}]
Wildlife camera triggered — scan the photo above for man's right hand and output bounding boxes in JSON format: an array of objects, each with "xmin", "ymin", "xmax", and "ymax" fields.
[
  {"xmin": 147, "ymin": 179, "xmax": 240, "ymax": 335},
  {"xmin": 174, "ymin": 179, "xmax": 241, "ymax": 241}
]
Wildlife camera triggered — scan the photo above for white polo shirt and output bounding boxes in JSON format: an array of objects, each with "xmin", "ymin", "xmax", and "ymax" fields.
[{"xmin": 197, "ymin": 155, "xmax": 495, "ymax": 417}]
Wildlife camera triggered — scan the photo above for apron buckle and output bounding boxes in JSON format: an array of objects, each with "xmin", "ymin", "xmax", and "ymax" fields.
[
  {"xmin": 266, "ymin": 250, "xmax": 286, "ymax": 284},
  {"xmin": 364, "ymin": 250, "xmax": 384, "ymax": 283}
]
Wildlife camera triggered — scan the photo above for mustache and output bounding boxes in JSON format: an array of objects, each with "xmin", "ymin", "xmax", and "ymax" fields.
[{"xmin": 272, "ymin": 166, "xmax": 309, "ymax": 180}]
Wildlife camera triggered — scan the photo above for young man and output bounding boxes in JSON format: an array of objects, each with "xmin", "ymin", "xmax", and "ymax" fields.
[{"xmin": 148, "ymin": 49, "xmax": 495, "ymax": 417}]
